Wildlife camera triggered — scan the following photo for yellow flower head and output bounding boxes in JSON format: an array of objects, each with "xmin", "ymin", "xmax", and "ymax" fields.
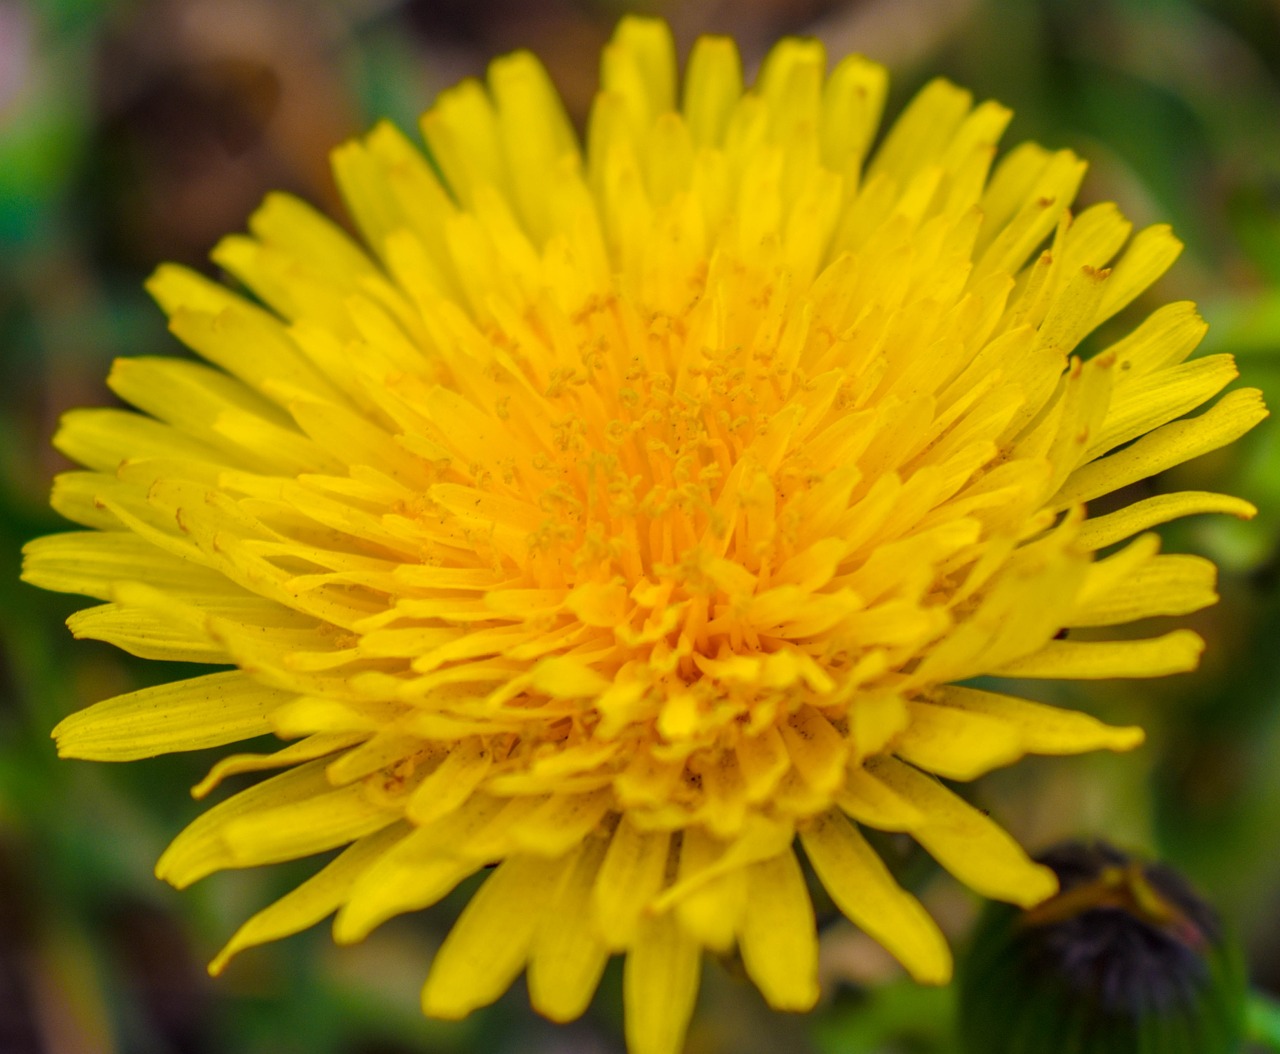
[{"xmin": 25, "ymin": 17, "xmax": 1266, "ymax": 1054}]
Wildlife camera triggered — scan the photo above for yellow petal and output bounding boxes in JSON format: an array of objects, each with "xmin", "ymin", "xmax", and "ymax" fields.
[
  {"xmin": 780, "ymin": 705, "xmax": 848, "ymax": 795},
  {"xmin": 334, "ymin": 795, "xmax": 506, "ymax": 943},
  {"xmin": 925, "ymin": 685, "xmax": 1144, "ymax": 755},
  {"xmin": 820, "ymin": 54, "xmax": 887, "ymax": 176},
  {"xmin": 1069, "ymin": 554, "xmax": 1218, "ymax": 627},
  {"xmin": 865, "ymin": 757, "xmax": 1058, "ymax": 907},
  {"xmin": 52, "ymin": 671, "xmax": 288, "ymax": 761},
  {"xmin": 489, "ymin": 51, "xmax": 580, "ymax": 243},
  {"xmin": 736, "ymin": 726, "xmax": 791, "ymax": 802},
  {"xmin": 193, "ymin": 732, "xmax": 363, "ymax": 799},
  {"xmin": 1094, "ymin": 223, "xmax": 1182, "ymax": 325},
  {"xmin": 835, "ymin": 765, "xmax": 925, "ymax": 831},
  {"xmin": 623, "ymin": 911, "xmax": 701, "ymax": 1054},
  {"xmin": 1035, "ymin": 262, "xmax": 1108, "ymax": 354},
  {"xmin": 245, "ymin": 191, "xmax": 379, "ymax": 285},
  {"xmin": 994, "ymin": 630, "xmax": 1204, "ymax": 679},
  {"xmin": 895, "ymin": 699, "xmax": 1025, "ymax": 780},
  {"xmin": 1068, "ymin": 534, "xmax": 1161, "ymax": 611},
  {"xmin": 1055, "ymin": 202, "xmax": 1131, "ymax": 275},
  {"xmin": 669, "ymin": 827, "xmax": 746, "ymax": 953},
  {"xmin": 291, "ymin": 398, "xmax": 431, "ymax": 486},
  {"xmin": 156, "ymin": 759, "xmax": 334, "ymax": 888},
  {"xmin": 527, "ymin": 837, "xmax": 611, "ymax": 1022},
  {"xmin": 848, "ymin": 692, "xmax": 910, "ymax": 764},
  {"xmin": 591, "ymin": 818, "xmax": 669, "ymax": 950},
  {"xmin": 682, "ymin": 35, "xmax": 742, "ymax": 149},
  {"xmin": 975, "ymin": 142, "xmax": 1050, "ymax": 254},
  {"xmin": 508, "ymin": 788, "xmax": 613, "ymax": 857},
  {"xmin": 738, "ymin": 851, "xmax": 819, "ymax": 1011},
  {"xmin": 218, "ymin": 780, "xmax": 395, "ymax": 869},
  {"xmin": 67, "ymin": 602, "xmax": 227, "ymax": 664},
  {"xmin": 606, "ymin": 16, "xmax": 677, "ymax": 123},
  {"xmin": 405, "ymin": 737, "xmax": 492, "ymax": 825},
  {"xmin": 867, "ymin": 78, "xmax": 971, "ymax": 187},
  {"xmin": 800, "ymin": 808, "xmax": 952, "ymax": 983},
  {"xmin": 529, "ymin": 654, "xmax": 612, "ymax": 697},
  {"xmin": 329, "ymin": 135, "xmax": 400, "ymax": 263},
  {"xmin": 1104, "ymin": 300, "xmax": 1206, "ymax": 375},
  {"xmin": 912, "ymin": 539, "xmax": 1088, "ymax": 685},
  {"xmin": 421, "ymin": 78, "xmax": 505, "ymax": 207},
  {"xmin": 209, "ymin": 822, "xmax": 408, "ymax": 975},
  {"xmin": 164, "ymin": 299, "xmax": 338, "ymax": 406},
  {"xmin": 422, "ymin": 853, "xmax": 564, "ymax": 1019},
  {"xmin": 52, "ymin": 407, "xmax": 220, "ymax": 472},
  {"xmin": 1077, "ymin": 491, "xmax": 1257, "ymax": 551},
  {"xmin": 107, "ymin": 356, "xmax": 329, "ymax": 475},
  {"xmin": 1088, "ymin": 354, "xmax": 1238, "ymax": 459},
  {"xmin": 1056, "ymin": 388, "xmax": 1268, "ymax": 509},
  {"xmin": 23, "ymin": 530, "xmax": 225, "ymax": 601},
  {"xmin": 323, "ymin": 731, "xmax": 428, "ymax": 787},
  {"xmin": 975, "ymin": 150, "xmax": 1086, "ymax": 279}
]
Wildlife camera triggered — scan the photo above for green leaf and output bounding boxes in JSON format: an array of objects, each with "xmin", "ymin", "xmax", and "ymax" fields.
[{"xmin": 1248, "ymin": 990, "xmax": 1280, "ymax": 1052}]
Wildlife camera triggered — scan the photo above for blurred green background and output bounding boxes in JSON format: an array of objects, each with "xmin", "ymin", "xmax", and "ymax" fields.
[{"xmin": 2, "ymin": 0, "xmax": 1280, "ymax": 1051}]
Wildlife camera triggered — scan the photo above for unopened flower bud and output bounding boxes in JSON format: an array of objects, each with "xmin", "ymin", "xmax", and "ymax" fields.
[{"xmin": 958, "ymin": 841, "xmax": 1247, "ymax": 1054}]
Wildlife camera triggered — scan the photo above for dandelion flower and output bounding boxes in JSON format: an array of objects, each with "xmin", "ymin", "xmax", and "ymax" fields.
[{"xmin": 25, "ymin": 17, "xmax": 1266, "ymax": 1054}]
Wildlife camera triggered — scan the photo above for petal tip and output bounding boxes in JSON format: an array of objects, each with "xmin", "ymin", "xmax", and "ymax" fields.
[
  {"xmin": 420, "ymin": 977, "xmax": 471, "ymax": 1022},
  {"xmin": 1108, "ymin": 725, "xmax": 1146, "ymax": 752},
  {"xmin": 1013, "ymin": 864, "xmax": 1060, "ymax": 909}
]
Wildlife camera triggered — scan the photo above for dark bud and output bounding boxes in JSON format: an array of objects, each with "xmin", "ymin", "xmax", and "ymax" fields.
[{"xmin": 958, "ymin": 841, "xmax": 1247, "ymax": 1054}]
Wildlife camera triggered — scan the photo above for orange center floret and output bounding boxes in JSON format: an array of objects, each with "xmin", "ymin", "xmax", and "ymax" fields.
[{"xmin": 363, "ymin": 179, "xmax": 1019, "ymax": 837}]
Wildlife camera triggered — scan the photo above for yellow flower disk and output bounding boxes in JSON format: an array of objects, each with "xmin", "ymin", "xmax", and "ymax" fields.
[{"xmin": 24, "ymin": 17, "xmax": 1266, "ymax": 1054}]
